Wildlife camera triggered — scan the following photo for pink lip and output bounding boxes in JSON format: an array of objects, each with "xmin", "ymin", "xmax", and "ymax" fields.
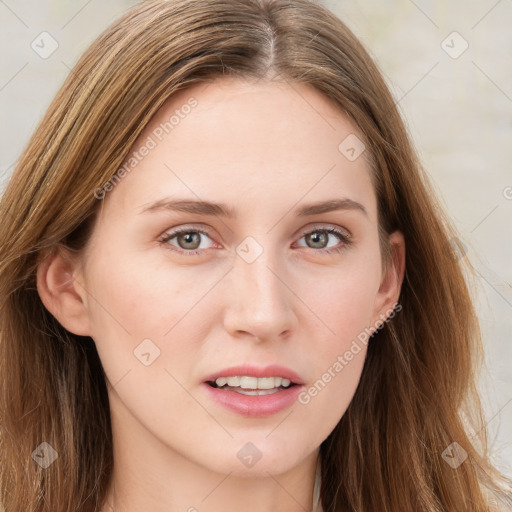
[
  {"xmin": 202, "ymin": 364, "xmax": 305, "ymax": 385},
  {"xmin": 202, "ymin": 382, "xmax": 304, "ymax": 417},
  {"xmin": 202, "ymin": 364, "xmax": 305, "ymax": 418}
]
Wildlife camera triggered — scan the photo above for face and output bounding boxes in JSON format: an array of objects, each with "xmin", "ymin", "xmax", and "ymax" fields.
[{"xmin": 47, "ymin": 77, "xmax": 403, "ymax": 477}]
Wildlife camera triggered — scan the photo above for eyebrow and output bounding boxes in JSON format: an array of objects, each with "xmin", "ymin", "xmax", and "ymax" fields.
[{"xmin": 140, "ymin": 197, "xmax": 367, "ymax": 218}]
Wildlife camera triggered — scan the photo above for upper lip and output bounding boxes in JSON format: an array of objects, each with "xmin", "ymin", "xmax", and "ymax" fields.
[{"xmin": 203, "ymin": 364, "xmax": 305, "ymax": 385}]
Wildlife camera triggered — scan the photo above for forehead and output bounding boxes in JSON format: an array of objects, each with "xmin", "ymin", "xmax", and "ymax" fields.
[{"xmin": 102, "ymin": 76, "xmax": 375, "ymax": 220}]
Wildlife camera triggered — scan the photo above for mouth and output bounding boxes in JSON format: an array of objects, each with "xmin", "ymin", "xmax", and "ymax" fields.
[
  {"xmin": 201, "ymin": 365, "xmax": 305, "ymax": 417},
  {"xmin": 205, "ymin": 376, "xmax": 299, "ymax": 396}
]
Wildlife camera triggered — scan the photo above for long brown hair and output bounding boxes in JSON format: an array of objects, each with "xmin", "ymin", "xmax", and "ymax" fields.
[{"xmin": 0, "ymin": 0, "xmax": 510, "ymax": 510}]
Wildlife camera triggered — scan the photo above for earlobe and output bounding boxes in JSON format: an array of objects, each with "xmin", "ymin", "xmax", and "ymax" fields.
[
  {"xmin": 36, "ymin": 247, "xmax": 92, "ymax": 336},
  {"xmin": 371, "ymin": 230, "xmax": 406, "ymax": 328}
]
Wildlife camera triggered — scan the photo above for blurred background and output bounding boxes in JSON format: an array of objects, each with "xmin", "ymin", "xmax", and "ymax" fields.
[{"xmin": 0, "ymin": 0, "xmax": 511, "ymax": 475}]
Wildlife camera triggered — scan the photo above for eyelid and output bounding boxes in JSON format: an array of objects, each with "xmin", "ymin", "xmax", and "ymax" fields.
[{"xmin": 297, "ymin": 222, "xmax": 352, "ymax": 240}]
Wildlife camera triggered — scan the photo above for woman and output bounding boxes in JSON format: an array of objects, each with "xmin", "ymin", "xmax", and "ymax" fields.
[{"xmin": 0, "ymin": 0, "xmax": 510, "ymax": 510}]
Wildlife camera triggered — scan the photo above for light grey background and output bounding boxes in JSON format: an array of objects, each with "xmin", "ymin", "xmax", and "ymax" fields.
[{"xmin": 1, "ymin": 0, "xmax": 511, "ymax": 476}]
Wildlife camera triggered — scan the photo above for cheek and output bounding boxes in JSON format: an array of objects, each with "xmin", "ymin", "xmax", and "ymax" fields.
[
  {"xmin": 294, "ymin": 282, "xmax": 372, "ymax": 440},
  {"xmin": 295, "ymin": 341, "xmax": 368, "ymax": 450},
  {"xmin": 294, "ymin": 249, "xmax": 381, "ymax": 346},
  {"xmin": 85, "ymin": 240, "xmax": 181, "ymax": 331},
  {"xmin": 82, "ymin": 249, "xmax": 222, "ymax": 380},
  {"xmin": 290, "ymin": 253, "xmax": 380, "ymax": 430}
]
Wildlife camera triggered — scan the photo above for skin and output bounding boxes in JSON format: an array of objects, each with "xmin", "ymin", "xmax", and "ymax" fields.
[{"xmin": 37, "ymin": 76, "xmax": 405, "ymax": 512}]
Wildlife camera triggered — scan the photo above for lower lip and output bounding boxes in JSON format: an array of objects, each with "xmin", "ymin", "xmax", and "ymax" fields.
[{"xmin": 202, "ymin": 383, "xmax": 304, "ymax": 417}]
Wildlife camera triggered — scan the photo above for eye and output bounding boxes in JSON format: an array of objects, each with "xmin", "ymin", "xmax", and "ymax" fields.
[
  {"xmin": 295, "ymin": 227, "xmax": 352, "ymax": 254},
  {"xmin": 158, "ymin": 225, "xmax": 352, "ymax": 256},
  {"xmin": 158, "ymin": 227, "xmax": 215, "ymax": 255}
]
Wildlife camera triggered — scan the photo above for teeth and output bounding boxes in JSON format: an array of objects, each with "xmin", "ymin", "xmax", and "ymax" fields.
[
  {"xmin": 226, "ymin": 377, "xmax": 239, "ymax": 387},
  {"xmin": 214, "ymin": 376, "xmax": 293, "ymax": 389},
  {"xmin": 255, "ymin": 377, "xmax": 277, "ymax": 389},
  {"xmin": 216, "ymin": 377, "xmax": 228, "ymax": 387},
  {"xmin": 230, "ymin": 388, "xmax": 281, "ymax": 396}
]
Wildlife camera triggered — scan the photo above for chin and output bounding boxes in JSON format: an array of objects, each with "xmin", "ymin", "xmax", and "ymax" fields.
[{"xmin": 198, "ymin": 440, "xmax": 311, "ymax": 478}]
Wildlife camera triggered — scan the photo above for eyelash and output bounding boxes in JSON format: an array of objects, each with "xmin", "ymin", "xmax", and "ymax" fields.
[{"xmin": 158, "ymin": 225, "xmax": 352, "ymax": 257}]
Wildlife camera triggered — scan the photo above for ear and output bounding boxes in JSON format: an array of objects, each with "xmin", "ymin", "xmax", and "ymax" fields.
[
  {"xmin": 36, "ymin": 247, "xmax": 92, "ymax": 336},
  {"xmin": 371, "ymin": 230, "xmax": 406, "ymax": 328}
]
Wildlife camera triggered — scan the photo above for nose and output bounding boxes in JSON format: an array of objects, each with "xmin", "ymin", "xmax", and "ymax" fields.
[{"xmin": 222, "ymin": 250, "xmax": 297, "ymax": 342}]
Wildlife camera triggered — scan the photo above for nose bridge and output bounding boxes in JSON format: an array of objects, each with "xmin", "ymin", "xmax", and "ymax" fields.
[{"xmin": 223, "ymin": 241, "xmax": 295, "ymax": 340}]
